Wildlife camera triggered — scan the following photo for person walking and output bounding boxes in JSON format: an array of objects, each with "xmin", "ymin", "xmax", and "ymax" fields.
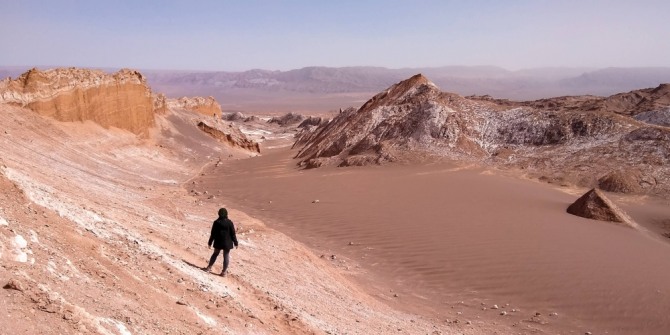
[{"xmin": 205, "ymin": 208, "xmax": 238, "ymax": 276}]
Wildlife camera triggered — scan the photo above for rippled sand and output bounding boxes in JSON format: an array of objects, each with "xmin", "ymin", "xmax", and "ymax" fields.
[{"xmin": 196, "ymin": 143, "xmax": 670, "ymax": 334}]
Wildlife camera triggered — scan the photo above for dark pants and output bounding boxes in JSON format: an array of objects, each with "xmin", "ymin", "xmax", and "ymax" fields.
[{"xmin": 207, "ymin": 248, "xmax": 231, "ymax": 273}]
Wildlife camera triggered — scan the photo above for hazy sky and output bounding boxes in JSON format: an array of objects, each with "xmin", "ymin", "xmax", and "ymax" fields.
[{"xmin": 1, "ymin": 0, "xmax": 669, "ymax": 71}]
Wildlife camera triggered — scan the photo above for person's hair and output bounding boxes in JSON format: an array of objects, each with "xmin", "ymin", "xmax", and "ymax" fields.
[{"xmin": 218, "ymin": 208, "xmax": 228, "ymax": 218}]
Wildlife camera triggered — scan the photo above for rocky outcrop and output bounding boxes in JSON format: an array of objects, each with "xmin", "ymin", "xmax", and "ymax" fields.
[
  {"xmin": 268, "ymin": 112, "xmax": 304, "ymax": 126},
  {"xmin": 168, "ymin": 96, "xmax": 221, "ymax": 118},
  {"xmin": 293, "ymin": 74, "xmax": 670, "ymax": 196},
  {"xmin": 0, "ymin": 67, "xmax": 154, "ymax": 135},
  {"xmin": 597, "ymin": 170, "xmax": 646, "ymax": 194},
  {"xmin": 197, "ymin": 121, "xmax": 260, "ymax": 153},
  {"xmin": 597, "ymin": 83, "xmax": 670, "ymax": 117},
  {"xmin": 152, "ymin": 93, "xmax": 169, "ymax": 114},
  {"xmin": 633, "ymin": 107, "xmax": 670, "ymax": 127},
  {"xmin": 298, "ymin": 116, "xmax": 327, "ymax": 129},
  {"xmin": 295, "ymin": 74, "xmax": 631, "ymax": 165},
  {"xmin": 223, "ymin": 112, "xmax": 246, "ymax": 122},
  {"xmin": 566, "ymin": 188, "xmax": 636, "ymax": 227}
]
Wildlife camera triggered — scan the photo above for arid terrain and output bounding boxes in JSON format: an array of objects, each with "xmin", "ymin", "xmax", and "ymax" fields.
[
  {"xmin": 0, "ymin": 68, "xmax": 499, "ymax": 334},
  {"xmin": 2, "ymin": 67, "xmax": 670, "ymax": 335}
]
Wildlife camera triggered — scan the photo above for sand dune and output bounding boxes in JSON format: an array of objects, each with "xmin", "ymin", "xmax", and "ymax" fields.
[{"xmin": 195, "ymin": 141, "xmax": 670, "ymax": 335}]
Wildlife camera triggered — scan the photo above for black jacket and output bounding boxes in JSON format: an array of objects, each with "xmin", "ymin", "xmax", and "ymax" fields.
[{"xmin": 208, "ymin": 217, "xmax": 238, "ymax": 250}]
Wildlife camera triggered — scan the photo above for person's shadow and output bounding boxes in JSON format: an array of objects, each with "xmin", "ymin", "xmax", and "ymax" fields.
[{"xmin": 182, "ymin": 259, "xmax": 207, "ymax": 271}]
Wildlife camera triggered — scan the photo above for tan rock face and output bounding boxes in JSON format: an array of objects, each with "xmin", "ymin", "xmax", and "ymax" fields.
[
  {"xmin": 168, "ymin": 96, "xmax": 221, "ymax": 118},
  {"xmin": 0, "ymin": 68, "xmax": 154, "ymax": 136},
  {"xmin": 566, "ymin": 188, "xmax": 635, "ymax": 227}
]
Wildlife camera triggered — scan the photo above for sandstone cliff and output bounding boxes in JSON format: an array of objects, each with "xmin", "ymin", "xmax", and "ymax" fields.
[
  {"xmin": 167, "ymin": 96, "xmax": 222, "ymax": 118},
  {"xmin": 294, "ymin": 74, "xmax": 670, "ymax": 196},
  {"xmin": 0, "ymin": 68, "xmax": 154, "ymax": 136}
]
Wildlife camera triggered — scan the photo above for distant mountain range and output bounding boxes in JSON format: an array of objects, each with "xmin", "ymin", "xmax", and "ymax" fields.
[{"xmin": 3, "ymin": 65, "xmax": 670, "ymax": 112}]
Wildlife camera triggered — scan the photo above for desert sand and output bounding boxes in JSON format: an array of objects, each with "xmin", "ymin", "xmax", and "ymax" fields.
[{"xmin": 194, "ymin": 138, "xmax": 670, "ymax": 335}]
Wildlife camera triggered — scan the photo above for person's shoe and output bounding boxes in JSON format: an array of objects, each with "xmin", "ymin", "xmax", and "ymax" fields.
[
  {"xmin": 203, "ymin": 266, "xmax": 212, "ymax": 272},
  {"xmin": 220, "ymin": 271, "xmax": 226, "ymax": 277}
]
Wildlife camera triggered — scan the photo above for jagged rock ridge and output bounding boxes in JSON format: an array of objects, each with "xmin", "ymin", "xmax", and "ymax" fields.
[
  {"xmin": 294, "ymin": 74, "xmax": 670, "ymax": 196},
  {"xmin": 0, "ymin": 68, "xmax": 154, "ymax": 136}
]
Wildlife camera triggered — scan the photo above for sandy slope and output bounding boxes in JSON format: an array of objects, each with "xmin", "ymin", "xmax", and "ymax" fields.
[
  {"xmin": 0, "ymin": 104, "xmax": 491, "ymax": 334},
  {"xmin": 195, "ymin": 140, "xmax": 670, "ymax": 335}
]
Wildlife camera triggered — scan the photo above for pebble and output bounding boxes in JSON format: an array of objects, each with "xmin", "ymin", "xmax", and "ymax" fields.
[
  {"xmin": 585, "ymin": 332, "xmax": 592, "ymax": 335},
  {"xmin": 465, "ymin": 321, "xmax": 471, "ymax": 325},
  {"xmin": 312, "ymin": 199, "xmax": 320, "ymax": 203},
  {"xmin": 3, "ymin": 278, "xmax": 25, "ymax": 291},
  {"xmin": 500, "ymin": 311, "xmax": 507, "ymax": 316},
  {"xmin": 491, "ymin": 304, "xmax": 499, "ymax": 309},
  {"xmin": 549, "ymin": 312, "xmax": 558, "ymax": 317}
]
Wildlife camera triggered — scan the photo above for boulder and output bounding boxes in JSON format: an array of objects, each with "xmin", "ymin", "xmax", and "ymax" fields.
[{"xmin": 566, "ymin": 188, "xmax": 636, "ymax": 227}]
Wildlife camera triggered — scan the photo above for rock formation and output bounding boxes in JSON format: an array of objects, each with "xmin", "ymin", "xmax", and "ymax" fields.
[
  {"xmin": 566, "ymin": 188, "xmax": 636, "ymax": 227},
  {"xmin": 597, "ymin": 170, "xmax": 645, "ymax": 194},
  {"xmin": 297, "ymin": 116, "xmax": 327, "ymax": 128},
  {"xmin": 268, "ymin": 112, "xmax": 304, "ymax": 126},
  {"xmin": 197, "ymin": 121, "xmax": 260, "ymax": 153},
  {"xmin": 223, "ymin": 111, "xmax": 246, "ymax": 122},
  {"xmin": 167, "ymin": 96, "xmax": 222, "ymax": 118},
  {"xmin": 152, "ymin": 93, "xmax": 169, "ymax": 114},
  {"xmin": 633, "ymin": 107, "xmax": 670, "ymax": 127},
  {"xmin": 293, "ymin": 74, "xmax": 670, "ymax": 196},
  {"xmin": 0, "ymin": 67, "xmax": 154, "ymax": 136}
]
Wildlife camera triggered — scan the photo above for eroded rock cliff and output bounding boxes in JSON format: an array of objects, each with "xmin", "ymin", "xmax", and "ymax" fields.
[{"xmin": 0, "ymin": 68, "xmax": 155, "ymax": 136}]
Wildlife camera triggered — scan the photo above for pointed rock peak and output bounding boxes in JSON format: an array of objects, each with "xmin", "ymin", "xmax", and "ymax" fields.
[
  {"xmin": 652, "ymin": 83, "xmax": 670, "ymax": 93},
  {"xmin": 566, "ymin": 188, "xmax": 636, "ymax": 228},
  {"xmin": 406, "ymin": 73, "xmax": 431, "ymax": 85},
  {"xmin": 358, "ymin": 73, "xmax": 440, "ymax": 112},
  {"xmin": 394, "ymin": 73, "xmax": 436, "ymax": 91}
]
